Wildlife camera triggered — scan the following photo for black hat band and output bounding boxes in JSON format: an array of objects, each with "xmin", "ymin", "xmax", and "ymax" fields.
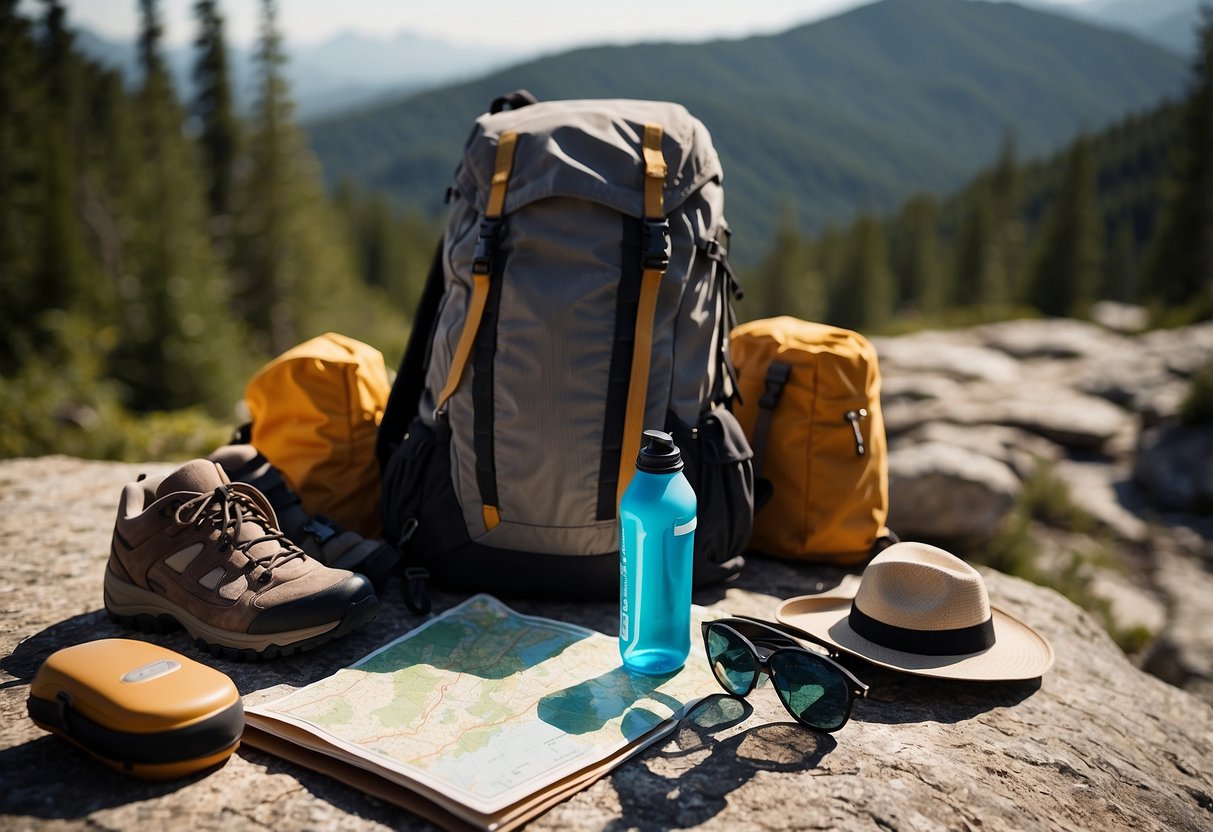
[{"xmin": 848, "ymin": 602, "xmax": 996, "ymax": 656}]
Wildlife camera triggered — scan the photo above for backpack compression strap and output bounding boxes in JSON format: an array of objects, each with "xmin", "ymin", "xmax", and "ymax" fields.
[
  {"xmin": 752, "ymin": 361, "xmax": 791, "ymax": 484},
  {"xmin": 616, "ymin": 123, "xmax": 670, "ymax": 507},
  {"xmin": 434, "ymin": 130, "xmax": 518, "ymax": 417},
  {"xmin": 433, "ymin": 130, "xmax": 518, "ymax": 531}
]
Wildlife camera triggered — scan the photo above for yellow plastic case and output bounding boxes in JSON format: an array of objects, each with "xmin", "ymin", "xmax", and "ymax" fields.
[{"xmin": 27, "ymin": 638, "xmax": 243, "ymax": 779}]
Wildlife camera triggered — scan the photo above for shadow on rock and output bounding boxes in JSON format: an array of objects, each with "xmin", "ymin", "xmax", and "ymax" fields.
[
  {"xmin": 717, "ymin": 555, "xmax": 854, "ymax": 606},
  {"xmin": 2, "ymin": 610, "xmax": 142, "ymax": 682},
  {"xmin": 848, "ymin": 662, "xmax": 1041, "ymax": 725},
  {"xmin": 605, "ymin": 694, "xmax": 837, "ymax": 831},
  {"xmin": 0, "ymin": 733, "xmax": 224, "ymax": 818}
]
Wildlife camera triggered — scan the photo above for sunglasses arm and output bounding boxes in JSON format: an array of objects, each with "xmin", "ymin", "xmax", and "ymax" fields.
[{"xmin": 732, "ymin": 614, "xmax": 841, "ymax": 657}]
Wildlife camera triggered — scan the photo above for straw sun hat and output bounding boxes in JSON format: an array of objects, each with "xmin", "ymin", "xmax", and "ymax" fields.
[{"xmin": 775, "ymin": 541, "xmax": 1054, "ymax": 681}]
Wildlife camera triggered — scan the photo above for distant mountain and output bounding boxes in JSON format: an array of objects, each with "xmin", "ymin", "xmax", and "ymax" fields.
[
  {"xmin": 304, "ymin": 0, "xmax": 1187, "ymax": 256},
  {"xmin": 72, "ymin": 27, "xmax": 530, "ymax": 119},
  {"xmin": 1071, "ymin": 0, "xmax": 1203, "ymax": 54}
]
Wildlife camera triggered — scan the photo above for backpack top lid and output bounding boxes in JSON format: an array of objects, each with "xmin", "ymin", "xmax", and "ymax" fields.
[{"xmin": 454, "ymin": 98, "xmax": 723, "ymax": 219}]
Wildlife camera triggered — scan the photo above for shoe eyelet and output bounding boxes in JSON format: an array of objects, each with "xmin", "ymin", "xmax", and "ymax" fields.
[{"xmin": 258, "ymin": 572, "xmax": 272, "ymax": 585}]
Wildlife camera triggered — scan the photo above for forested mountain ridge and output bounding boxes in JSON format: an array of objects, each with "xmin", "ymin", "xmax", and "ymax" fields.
[{"xmin": 305, "ymin": 0, "xmax": 1187, "ymax": 254}]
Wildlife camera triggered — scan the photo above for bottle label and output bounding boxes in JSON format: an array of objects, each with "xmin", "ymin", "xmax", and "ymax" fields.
[
  {"xmin": 619, "ymin": 541, "xmax": 628, "ymax": 641},
  {"xmin": 673, "ymin": 516, "xmax": 697, "ymax": 536}
]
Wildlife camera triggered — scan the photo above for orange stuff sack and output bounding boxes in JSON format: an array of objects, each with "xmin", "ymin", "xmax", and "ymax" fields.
[
  {"xmin": 731, "ymin": 317, "xmax": 890, "ymax": 565},
  {"xmin": 245, "ymin": 332, "xmax": 390, "ymax": 538}
]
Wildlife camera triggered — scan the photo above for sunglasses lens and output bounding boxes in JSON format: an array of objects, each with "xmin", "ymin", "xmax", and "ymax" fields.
[
  {"xmin": 706, "ymin": 625, "xmax": 759, "ymax": 695},
  {"xmin": 769, "ymin": 651, "xmax": 851, "ymax": 731}
]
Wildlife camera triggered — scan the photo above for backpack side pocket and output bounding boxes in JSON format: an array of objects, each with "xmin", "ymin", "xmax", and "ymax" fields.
[
  {"xmin": 381, "ymin": 417, "xmax": 471, "ymax": 564},
  {"xmin": 672, "ymin": 407, "xmax": 754, "ymax": 586}
]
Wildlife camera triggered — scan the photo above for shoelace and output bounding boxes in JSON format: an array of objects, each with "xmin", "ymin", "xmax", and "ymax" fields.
[{"xmin": 174, "ymin": 484, "xmax": 305, "ymax": 582}]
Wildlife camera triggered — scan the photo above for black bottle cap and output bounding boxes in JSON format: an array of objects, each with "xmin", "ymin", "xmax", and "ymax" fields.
[{"xmin": 636, "ymin": 429, "xmax": 683, "ymax": 474}]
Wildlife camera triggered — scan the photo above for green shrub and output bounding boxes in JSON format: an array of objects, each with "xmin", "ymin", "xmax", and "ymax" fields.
[
  {"xmin": 1018, "ymin": 460, "xmax": 1096, "ymax": 533},
  {"xmin": 0, "ymin": 313, "xmax": 235, "ymax": 462},
  {"xmin": 1181, "ymin": 359, "xmax": 1213, "ymax": 426},
  {"xmin": 978, "ymin": 460, "xmax": 1152, "ymax": 655}
]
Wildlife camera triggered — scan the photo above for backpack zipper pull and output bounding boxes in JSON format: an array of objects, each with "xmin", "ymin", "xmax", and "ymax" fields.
[{"xmin": 845, "ymin": 409, "xmax": 867, "ymax": 457}]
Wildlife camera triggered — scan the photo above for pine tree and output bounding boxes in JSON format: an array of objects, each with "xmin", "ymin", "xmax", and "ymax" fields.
[
  {"xmin": 193, "ymin": 0, "xmax": 239, "ymax": 229},
  {"xmin": 1109, "ymin": 221, "xmax": 1137, "ymax": 303},
  {"xmin": 952, "ymin": 181, "xmax": 995, "ymax": 308},
  {"xmin": 234, "ymin": 0, "xmax": 293, "ymax": 352},
  {"xmin": 233, "ymin": 0, "xmax": 388, "ymax": 355},
  {"xmin": 893, "ymin": 194, "xmax": 944, "ymax": 317},
  {"xmin": 830, "ymin": 215, "xmax": 895, "ymax": 331},
  {"xmin": 985, "ymin": 136, "xmax": 1026, "ymax": 307},
  {"xmin": 1027, "ymin": 135, "xmax": 1102, "ymax": 318},
  {"xmin": 34, "ymin": 0, "xmax": 89, "ymax": 317},
  {"xmin": 747, "ymin": 208, "xmax": 825, "ymax": 321},
  {"xmin": 1142, "ymin": 8, "xmax": 1213, "ymax": 310},
  {"xmin": 0, "ymin": 1, "xmax": 42, "ymax": 364},
  {"xmin": 109, "ymin": 0, "xmax": 248, "ymax": 412}
]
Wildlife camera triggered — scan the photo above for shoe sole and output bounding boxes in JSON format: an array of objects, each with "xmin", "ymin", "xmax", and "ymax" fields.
[{"xmin": 103, "ymin": 571, "xmax": 379, "ymax": 661}]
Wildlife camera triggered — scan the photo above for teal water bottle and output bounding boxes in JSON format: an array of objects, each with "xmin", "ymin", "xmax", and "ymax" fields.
[{"xmin": 619, "ymin": 430, "xmax": 697, "ymax": 675}]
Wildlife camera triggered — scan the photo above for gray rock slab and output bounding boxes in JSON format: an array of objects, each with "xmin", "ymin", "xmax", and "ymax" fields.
[
  {"xmin": 1145, "ymin": 543, "xmax": 1213, "ymax": 692},
  {"xmin": 1089, "ymin": 301, "xmax": 1149, "ymax": 334},
  {"xmin": 888, "ymin": 442, "xmax": 1020, "ymax": 542},
  {"xmin": 2, "ymin": 457, "xmax": 1212, "ymax": 832},
  {"xmin": 883, "ymin": 380, "xmax": 1130, "ymax": 453},
  {"xmin": 872, "ymin": 331, "xmax": 1021, "ymax": 383},
  {"xmin": 1052, "ymin": 459, "xmax": 1149, "ymax": 544},
  {"xmin": 974, "ymin": 317, "xmax": 1135, "ymax": 360},
  {"xmin": 893, "ymin": 422, "xmax": 1063, "ymax": 479},
  {"xmin": 1138, "ymin": 321, "xmax": 1213, "ymax": 377}
]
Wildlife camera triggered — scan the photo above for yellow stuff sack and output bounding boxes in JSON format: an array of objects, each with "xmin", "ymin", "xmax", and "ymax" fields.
[
  {"xmin": 245, "ymin": 332, "xmax": 390, "ymax": 538},
  {"xmin": 731, "ymin": 317, "xmax": 891, "ymax": 565}
]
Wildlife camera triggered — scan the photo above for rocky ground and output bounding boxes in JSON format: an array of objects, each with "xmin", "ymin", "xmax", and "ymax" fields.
[
  {"xmin": 877, "ymin": 307, "xmax": 1213, "ymax": 705},
  {"xmin": 1, "ymin": 457, "xmax": 1211, "ymax": 831},
  {"xmin": 1, "ymin": 309, "xmax": 1211, "ymax": 830}
]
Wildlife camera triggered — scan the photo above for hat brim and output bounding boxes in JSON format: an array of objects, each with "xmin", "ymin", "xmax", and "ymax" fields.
[{"xmin": 776, "ymin": 591, "xmax": 1055, "ymax": 681}]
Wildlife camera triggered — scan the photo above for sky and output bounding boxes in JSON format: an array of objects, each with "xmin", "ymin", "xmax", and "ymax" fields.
[{"xmin": 58, "ymin": 0, "xmax": 1093, "ymax": 50}]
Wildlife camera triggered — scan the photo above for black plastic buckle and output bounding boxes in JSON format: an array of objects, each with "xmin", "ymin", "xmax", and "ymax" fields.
[
  {"xmin": 302, "ymin": 517, "xmax": 338, "ymax": 545},
  {"xmin": 642, "ymin": 218, "xmax": 671, "ymax": 271},
  {"xmin": 472, "ymin": 217, "xmax": 503, "ymax": 275},
  {"xmin": 403, "ymin": 566, "xmax": 431, "ymax": 616},
  {"xmin": 760, "ymin": 363, "xmax": 791, "ymax": 410}
]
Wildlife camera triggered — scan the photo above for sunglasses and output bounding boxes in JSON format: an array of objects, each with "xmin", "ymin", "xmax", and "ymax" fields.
[{"xmin": 700, "ymin": 615, "xmax": 868, "ymax": 732}]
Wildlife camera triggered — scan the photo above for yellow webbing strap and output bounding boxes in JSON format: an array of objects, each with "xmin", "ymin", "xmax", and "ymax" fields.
[
  {"xmin": 486, "ymin": 131, "xmax": 518, "ymax": 218},
  {"xmin": 642, "ymin": 123, "xmax": 667, "ymax": 219},
  {"xmin": 434, "ymin": 272, "xmax": 490, "ymax": 413},
  {"xmin": 482, "ymin": 504, "xmax": 501, "ymax": 531},
  {"xmin": 617, "ymin": 123, "xmax": 668, "ymax": 507},
  {"xmin": 434, "ymin": 131, "xmax": 518, "ymax": 417}
]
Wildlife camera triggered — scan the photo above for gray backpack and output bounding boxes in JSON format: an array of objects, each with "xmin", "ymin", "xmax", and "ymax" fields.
[{"xmin": 377, "ymin": 92, "xmax": 754, "ymax": 600}]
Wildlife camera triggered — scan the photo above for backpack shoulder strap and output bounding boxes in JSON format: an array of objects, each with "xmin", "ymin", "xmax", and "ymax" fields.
[
  {"xmin": 376, "ymin": 237, "xmax": 446, "ymax": 469},
  {"xmin": 615, "ymin": 123, "xmax": 670, "ymax": 508}
]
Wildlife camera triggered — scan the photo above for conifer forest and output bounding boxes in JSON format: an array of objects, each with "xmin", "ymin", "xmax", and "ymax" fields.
[{"xmin": 2, "ymin": 0, "xmax": 1211, "ymax": 460}]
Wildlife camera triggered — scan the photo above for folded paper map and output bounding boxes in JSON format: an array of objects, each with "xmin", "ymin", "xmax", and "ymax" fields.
[{"xmin": 243, "ymin": 594, "xmax": 722, "ymax": 831}]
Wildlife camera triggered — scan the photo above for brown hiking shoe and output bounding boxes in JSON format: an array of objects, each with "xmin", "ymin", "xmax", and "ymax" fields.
[
  {"xmin": 104, "ymin": 459, "xmax": 378, "ymax": 660},
  {"xmin": 206, "ymin": 444, "xmax": 399, "ymax": 591}
]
